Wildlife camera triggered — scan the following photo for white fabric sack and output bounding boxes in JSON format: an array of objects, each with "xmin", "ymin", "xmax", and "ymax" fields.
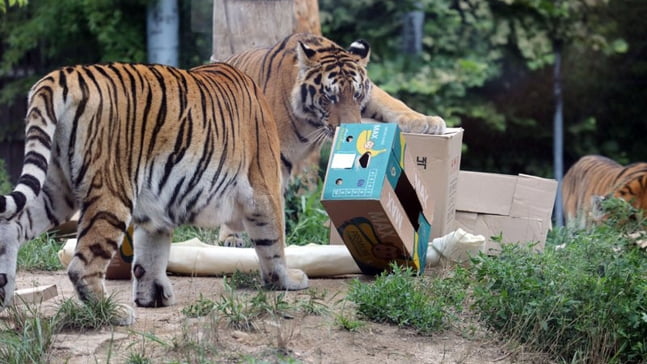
[{"xmin": 58, "ymin": 229, "xmax": 485, "ymax": 277}]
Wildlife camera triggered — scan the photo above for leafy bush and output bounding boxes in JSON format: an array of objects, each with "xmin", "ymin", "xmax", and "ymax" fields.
[
  {"xmin": 344, "ymin": 199, "xmax": 646, "ymax": 362},
  {"xmin": 283, "ymin": 177, "xmax": 329, "ymax": 245},
  {"xmin": 0, "ymin": 159, "xmax": 12, "ymax": 194},
  {"xmin": 469, "ymin": 204, "xmax": 647, "ymax": 363}
]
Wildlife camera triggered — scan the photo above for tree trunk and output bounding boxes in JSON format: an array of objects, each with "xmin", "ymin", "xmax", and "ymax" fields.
[
  {"xmin": 402, "ymin": 3, "xmax": 424, "ymax": 55},
  {"xmin": 553, "ymin": 40, "xmax": 564, "ymax": 227},
  {"xmin": 211, "ymin": 0, "xmax": 301, "ymax": 61},
  {"xmin": 294, "ymin": 0, "xmax": 321, "ymax": 35},
  {"xmin": 147, "ymin": 0, "xmax": 179, "ymax": 66}
]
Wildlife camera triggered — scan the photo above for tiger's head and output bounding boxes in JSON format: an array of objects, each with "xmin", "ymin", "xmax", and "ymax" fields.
[
  {"xmin": 590, "ymin": 173, "xmax": 647, "ymax": 226},
  {"xmin": 290, "ymin": 37, "xmax": 373, "ymax": 140}
]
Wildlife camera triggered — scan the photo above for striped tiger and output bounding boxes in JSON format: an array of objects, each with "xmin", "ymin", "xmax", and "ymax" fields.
[
  {"xmin": 0, "ymin": 62, "xmax": 308, "ymax": 321},
  {"xmin": 217, "ymin": 33, "xmax": 447, "ymax": 246},
  {"xmin": 562, "ymin": 155, "xmax": 647, "ymax": 228}
]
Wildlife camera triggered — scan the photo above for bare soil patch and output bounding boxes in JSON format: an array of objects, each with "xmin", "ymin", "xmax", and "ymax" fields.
[{"xmin": 5, "ymin": 271, "xmax": 550, "ymax": 364}]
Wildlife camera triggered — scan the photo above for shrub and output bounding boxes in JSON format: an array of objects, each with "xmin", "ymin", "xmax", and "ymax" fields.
[{"xmin": 469, "ymin": 203, "xmax": 647, "ymax": 363}]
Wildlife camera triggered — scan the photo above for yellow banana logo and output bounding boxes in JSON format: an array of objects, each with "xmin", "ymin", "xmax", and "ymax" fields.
[
  {"xmin": 356, "ymin": 130, "xmax": 387, "ymax": 157},
  {"xmin": 338, "ymin": 217, "xmax": 407, "ymax": 269}
]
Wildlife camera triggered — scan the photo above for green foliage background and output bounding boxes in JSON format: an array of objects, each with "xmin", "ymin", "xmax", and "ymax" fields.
[
  {"xmin": 1, "ymin": 0, "xmax": 646, "ymax": 177},
  {"xmin": 320, "ymin": 0, "xmax": 644, "ymax": 176}
]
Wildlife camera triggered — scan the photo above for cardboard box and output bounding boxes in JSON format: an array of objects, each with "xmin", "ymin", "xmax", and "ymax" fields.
[
  {"xmin": 329, "ymin": 127, "xmax": 464, "ymax": 243},
  {"xmin": 455, "ymin": 171, "xmax": 558, "ymax": 254},
  {"xmin": 402, "ymin": 128, "xmax": 463, "ymax": 239},
  {"xmin": 106, "ymin": 225, "xmax": 134, "ymax": 280},
  {"xmin": 13, "ymin": 284, "xmax": 58, "ymax": 305},
  {"xmin": 321, "ymin": 123, "xmax": 431, "ymax": 274}
]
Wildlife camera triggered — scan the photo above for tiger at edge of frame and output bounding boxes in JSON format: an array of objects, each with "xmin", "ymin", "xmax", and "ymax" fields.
[
  {"xmin": 562, "ymin": 154, "xmax": 647, "ymax": 229},
  {"xmin": 0, "ymin": 62, "xmax": 308, "ymax": 325}
]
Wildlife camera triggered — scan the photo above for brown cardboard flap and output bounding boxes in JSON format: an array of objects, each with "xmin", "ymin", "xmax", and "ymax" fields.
[
  {"xmin": 402, "ymin": 128, "xmax": 463, "ymax": 239},
  {"xmin": 455, "ymin": 171, "xmax": 517, "ymax": 215},
  {"xmin": 454, "ymin": 171, "xmax": 557, "ymax": 254},
  {"xmin": 379, "ymin": 181, "xmax": 416, "ymax": 251},
  {"xmin": 510, "ymin": 174, "xmax": 558, "ymax": 221}
]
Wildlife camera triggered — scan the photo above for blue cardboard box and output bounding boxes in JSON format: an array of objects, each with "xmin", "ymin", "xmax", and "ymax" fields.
[{"xmin": 321, "ymin": 123, "xmax": 431, "ymax": 274}]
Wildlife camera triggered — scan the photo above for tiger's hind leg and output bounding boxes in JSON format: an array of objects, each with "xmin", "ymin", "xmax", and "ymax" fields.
[
  {"xmin": 238, "ymin": 179, "xmax": 308, "ymax": 291},
  {"xmin": 218, "ymin": 224, "xmax": 247, "ymax": 248},
  {"xmin": 66, "ymin": 200, "xmax": 135, "ymax": 324},
  {"xmin": 131, "ymin": 226, "xmax": 175, "ymax": 307}
]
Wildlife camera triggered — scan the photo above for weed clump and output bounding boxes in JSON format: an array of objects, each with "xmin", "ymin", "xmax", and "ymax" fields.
[{"xmin": 346, "ymin": 264, "xmax": 466, "ymax": 335}]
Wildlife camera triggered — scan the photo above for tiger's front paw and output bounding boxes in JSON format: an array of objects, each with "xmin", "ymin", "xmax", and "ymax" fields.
[
  {"xmin": 399, "ymin": 115, "xmax": 446, "ymax": 135},
  {"xmin": 425, "ymin": 115, "xmax": 446, "ymax": 134}
]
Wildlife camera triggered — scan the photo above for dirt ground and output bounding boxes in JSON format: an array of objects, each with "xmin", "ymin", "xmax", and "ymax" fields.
[{"xmin": 4, "ymin": 270, "xmax": 551, "ymax": 364}]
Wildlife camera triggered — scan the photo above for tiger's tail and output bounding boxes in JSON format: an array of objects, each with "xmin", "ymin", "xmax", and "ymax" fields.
[{"xmin": 0, "ymin": 76, "xmax": 58, "ymax": 220}]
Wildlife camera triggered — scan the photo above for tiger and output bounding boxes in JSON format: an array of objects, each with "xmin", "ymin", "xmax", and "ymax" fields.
[
  {"xmin": 217, "ymin": 32, "xmax": 447, "ymax": 246},
  {"xmin": 0, "ymin": 62, "xmax": 308, "ymax": 323},
  {"xmin": 562, "ymin": 155, "xmax": 647, "ymax": 228}
]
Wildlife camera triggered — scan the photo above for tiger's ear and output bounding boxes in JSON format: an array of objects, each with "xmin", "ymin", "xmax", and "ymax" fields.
[
  {"xmin": 348, "ymin": 40, "xmax": 370, "ymax": 67},
  {"xmin": 296, "ymin": 41, "xmax": 318, "ymax": 69}
]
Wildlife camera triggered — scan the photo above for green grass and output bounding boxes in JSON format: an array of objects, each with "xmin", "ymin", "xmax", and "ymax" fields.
[
  {"xmin": 215, "ymin": 280, "xmax": 281, "ymax": 331},
  {"xmin": 0, "ymin": 294, "xmax": 127, "ymax": 363},
  {"xmin": 181, "ymin": 293, "xmax": 218, "ymax": 318},
  {"xmin": 226, "ymin": 269, "xmax": 264, "ymax": 289},
  {"xmin": 17, "ymin": 232, "xmax": 64, "ymax": 271},
  {"xmin": 0, "ymin": 304, "xmax": 56, "ymax": 364},
  {"xmin": 344, "ymin": 198, "xmax": 647, "ymax": 362},
  {"xmin": 346, "ymin": 263, "xmax": 466, "ymax": 335},
  {"xmin": 54, "ymin": 294, "xmax": 128, "ymax": 330},
  {"xmin": 172, "ymin": 225, "xmax": 221, "ymax": 245},
  {"xmin": 125, "ymin": 352, "xmax": 153, "ymax": 364},
  {"xmin": 294, "ymin": 288, "xmax": 330, "ymax": 316},
  {"xmin": 335, "ymin": 308, "xmax": 365, "ymax": 332}
]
